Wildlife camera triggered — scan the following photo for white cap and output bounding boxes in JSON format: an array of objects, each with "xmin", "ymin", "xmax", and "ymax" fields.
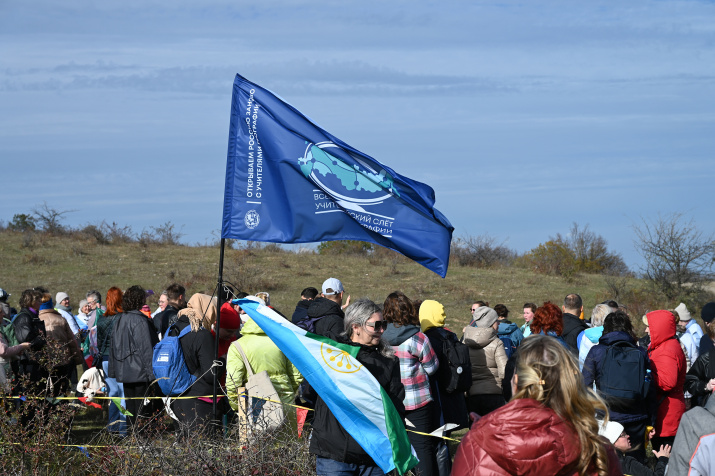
[
  {"xmin": 675, "ymin": 303, "xmax": 692, "ymax": 321},
  {"xmin": 597, "ymin": 420, "xmax": 624, "ymax": 445},
  {"xmin": 322, "ymin": 278, "xmax": 344, "ymax": 296}
]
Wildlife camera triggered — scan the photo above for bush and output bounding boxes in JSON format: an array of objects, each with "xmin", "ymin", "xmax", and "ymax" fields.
[
  {"xmin": 317, "ymin": 240, "xmax": 373, "ymax": 255},
  {"xmin": 451, "ymin": 234, "xmax": 517, "ymax": 268},
  {"xmin": 524, "ymin": 223, "xmax": 628, "ymax": 278},
  {"xmin": 8, "ymin": 213, "xmax": 36, "ymax": 232}
]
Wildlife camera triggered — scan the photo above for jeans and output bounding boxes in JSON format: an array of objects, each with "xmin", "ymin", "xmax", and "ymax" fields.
[
  {"xmin": 101, "ymin": 358, "xmax": 127, "ymax": 435},
  {"xmin": 315, "ymin": 457, "xmax": 385, "ymax": 476}
]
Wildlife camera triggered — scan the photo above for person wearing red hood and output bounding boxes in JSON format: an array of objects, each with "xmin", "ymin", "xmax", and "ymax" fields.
[{"xmin": 646, "ymin": 309, "xmax": 686, "ymax": 449}]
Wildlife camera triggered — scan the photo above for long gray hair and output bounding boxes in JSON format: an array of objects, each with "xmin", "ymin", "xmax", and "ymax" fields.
[{"xmin": 342, "ymin": 298, "xmax": 394, "ymax": 358}]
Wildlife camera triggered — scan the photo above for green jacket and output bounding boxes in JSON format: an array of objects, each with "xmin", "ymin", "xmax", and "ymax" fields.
[{"xmin": 226, "ymin": 318, "xmax": 303, "ymax": 410}]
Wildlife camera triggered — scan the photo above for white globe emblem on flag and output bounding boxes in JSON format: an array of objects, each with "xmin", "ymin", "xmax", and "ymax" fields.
[
  {"xmin": 244, "ymin": 209, "xmax": 260, "ymax": 229},
  {"xmin": 298, "ymin": 142, "xmax": 400, "ymax": 213}
]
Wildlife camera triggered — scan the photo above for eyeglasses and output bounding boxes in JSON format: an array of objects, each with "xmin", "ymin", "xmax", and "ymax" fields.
[{"xmin": 365, "ymin": 321, "xmax": 388, "ymax": 332}]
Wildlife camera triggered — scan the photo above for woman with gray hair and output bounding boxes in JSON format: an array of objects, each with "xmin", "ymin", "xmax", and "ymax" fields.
[
  {"xmin": 577, "ymin": 303, "xmax": 616, "ymax": 370},
  {"xmin": 309, "ymin": 298, "xmax": 406, "ymax": 476}
]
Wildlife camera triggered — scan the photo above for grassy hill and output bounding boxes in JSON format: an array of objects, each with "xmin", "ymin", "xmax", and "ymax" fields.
[{"xmin": 0, "ymin": 230, "xmax": 634, "ymax": 331}]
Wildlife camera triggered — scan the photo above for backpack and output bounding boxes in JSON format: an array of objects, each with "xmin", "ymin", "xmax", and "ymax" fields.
[
  {"xmin": 296, "ymin": 315, "xmax": 322, "ymax": 334},
  {"xmin": 1, "ymin": 317, "xmax": 21, "ymax": 361},
  {"xmin": 498, "ymin": 335, "xmax": 516, "ymax": 359},
  {"xmin": 152, "ymin": 324, "xmax": 197, "ymax": 396},
  {"xmin": 597, "ymin": 341, "xmax": 649, "ymax": 410},
  {"xmin": 437, "ymin": 328, "xmax": 472, "ymax": 393}
]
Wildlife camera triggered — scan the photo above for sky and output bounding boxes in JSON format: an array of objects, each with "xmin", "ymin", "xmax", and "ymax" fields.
[{"xmin": 1, "ymin": 0, "xmax": 714, "ymax": 272}]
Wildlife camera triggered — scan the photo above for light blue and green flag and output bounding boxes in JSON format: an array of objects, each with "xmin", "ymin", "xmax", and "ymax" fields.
[{"xmin": 236, "ymin": 299, "xmax": 418, "ymax": 474}]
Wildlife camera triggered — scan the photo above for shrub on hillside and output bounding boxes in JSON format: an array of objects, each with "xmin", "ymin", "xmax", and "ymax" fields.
[
  {"xmin": 523, "ymin": 223, "xmax": 628, "ymax": 278},
  {"xmin": 451, "ymin": 234, "xmax": 517, "ymax": 268},
  {"xmin": 317, "ymin": 240, "xmax": 373, "ymax": 255},
  {"xmin": 8, "ymin": 213, "xmax": 36, "ymax": 232}
]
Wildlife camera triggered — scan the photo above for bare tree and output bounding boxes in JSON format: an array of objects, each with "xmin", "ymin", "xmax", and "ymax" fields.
[
  {"xmin": 633, "ymin": 212, "xmax": 715, "ymax": 299},
  {"xmin": 31, "ymin": 202, "xmax": 75, "ymax": 234}
]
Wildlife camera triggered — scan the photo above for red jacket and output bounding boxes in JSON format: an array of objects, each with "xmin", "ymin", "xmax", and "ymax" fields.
[
  {"xmin": 451, "ymin": 398, "xmax": 622, "ymax": 475},
  {"xmin": 646, "ymin": 310, "xmax": 686, "ymax": 437}
]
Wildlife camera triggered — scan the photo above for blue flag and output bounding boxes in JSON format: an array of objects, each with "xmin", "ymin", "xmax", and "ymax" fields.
[{"xmin": 222, "ymin": 74, "xmax": 454, "ymax": 277}]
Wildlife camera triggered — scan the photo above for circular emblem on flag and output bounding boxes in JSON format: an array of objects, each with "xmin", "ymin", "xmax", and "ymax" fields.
[
  {"xmin": 244, "ymin": 210, "xmax": 260, "ymax": 229},
  {"xmin": 298, "ymin": 142, "xmax": 400, "ymax": 210},
  {"xmin": 321, "ymin": 343, "xmax": 362, "ymax": 374}
]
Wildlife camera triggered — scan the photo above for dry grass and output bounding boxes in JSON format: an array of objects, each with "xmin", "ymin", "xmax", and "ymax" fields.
[{"xmin": 0, "ymin": 230, "xmax": 636, "ymax": 330}]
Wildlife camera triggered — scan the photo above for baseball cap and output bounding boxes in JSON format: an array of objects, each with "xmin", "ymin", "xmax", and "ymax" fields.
[{"xmin": 322, "ymin": 278, "xmax": 344, "ymax": 296}]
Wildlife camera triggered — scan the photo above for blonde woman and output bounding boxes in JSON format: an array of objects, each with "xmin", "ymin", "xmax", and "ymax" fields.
[{"xmin": 452, "ymin": 334, "xmax": 622, "ymax": 475}]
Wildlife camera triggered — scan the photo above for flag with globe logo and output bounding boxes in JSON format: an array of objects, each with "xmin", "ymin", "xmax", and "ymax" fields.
[{"xmin": 222, "ymin": 74, "xmax": 453, "ymax": 277}]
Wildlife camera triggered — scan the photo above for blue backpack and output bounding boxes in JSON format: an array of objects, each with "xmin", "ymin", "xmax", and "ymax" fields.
[
  {"xmin": 152, "ymin": 324, "xmax": 196, "ymax": 396},
  {"xmin": 597, "ymin": 341, "xmax": 650, "ymax": 411},
  {"xmin": 498, "ymin": 336, "xmax": 516, "ymax": 359}
]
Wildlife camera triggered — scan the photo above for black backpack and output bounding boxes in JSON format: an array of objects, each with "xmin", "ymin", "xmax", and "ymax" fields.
[
  {"xmin": 597, "ymin": 341, "xmax": 650, "ymax": 411},
  {"xmin": 436, "ymin": 328, "xmax": 472, "ymax": 394}
]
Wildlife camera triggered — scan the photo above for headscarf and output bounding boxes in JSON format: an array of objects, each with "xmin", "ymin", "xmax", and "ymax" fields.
[{"xmin": 187, "ymin": 293, "xmax": 217, "ymax": 330}]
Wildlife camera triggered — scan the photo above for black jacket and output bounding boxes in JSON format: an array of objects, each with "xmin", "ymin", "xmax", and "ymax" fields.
[
  {"xmin": 562, "ymin": 312, "xmax": 588, "ymax": 353},
  {"xmin": 154, "ymin": 304, "xmax": 180, "ymax": 338},
  {"xmin": 108, "ymin": 310, "xmax": 159, "ymax": 383},
  {"xmin": 307, "ymin": 298, "xmax": 345, "ymax": 341},
  {"xmin": 685, "ymin": 348, "xmax": 715, "ymax": 406},
  {"xmin": 168, "ymin": 316, "xmax": 218, "ymax": 397},
  {"xmin": 291, "ymin": 300, "xmax": 311, "ymax": 324},
  {"xmin": 424, "ymin": 326, "xmax": 469, "ymax": 429},
  {"xmin": 619, "ymin": 452, "xmax": 668, "ymax": 476},
  {"xmin": 309, "ymin": 338, "xmax": 405, "ymax": 465},
  {"xmin": 11, "ymin": 308, "xmax": 47, "ymax": 382}
]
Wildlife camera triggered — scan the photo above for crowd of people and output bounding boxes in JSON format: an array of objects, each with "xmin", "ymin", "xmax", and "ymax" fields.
[{"xmin": 1, "ymin": 282, "xmax": 714, "ymax": 475}]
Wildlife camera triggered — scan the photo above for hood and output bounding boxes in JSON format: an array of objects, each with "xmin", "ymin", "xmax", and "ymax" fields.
[
  {"xmin": 463, "ymin": 326, "xmax": 497, "ymax": 349},
  {"xmin": 474, "ymin": 399, "xmax": 581, "ymax": 474},
  {"xmin": 598, "ymin": 330, "xmax": 635, "ymax": 346},
  {"xmin": 419, "ymin": 300, "xmax": 446, "ymax": 333},
  {"xmin": 240, "ymin": 318, "xmax": 265, "ymax": 336},
  {"xmin": 647, "ymin": 310, "xmax": 676, "ymax": 349},
  {"xmin": 497, "ymin": 321, "xmax": 518, "ymax": 336},
  {"xmin": 383, "ymin": 323, "xmax": 420, "ymax": 346},
  {"xmin": 472, "ymin": 306, "xmax": 498, "ymax": 328},
  {"xmin": 307, "ymin": 297, "xmax": 344, "ymax": 319},
  {"xmin": 584, "ymin": 326, "xmax": 604, "ymax": 343}
]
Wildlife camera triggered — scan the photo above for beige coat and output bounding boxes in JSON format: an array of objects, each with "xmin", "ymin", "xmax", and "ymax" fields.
[
  {"xmin": 38, "ymin": 309, "xmax": 84, "ymax": 366},
  {"xmin": 463, "ymin": 326, "xmax": 507, "ymax": 395}
]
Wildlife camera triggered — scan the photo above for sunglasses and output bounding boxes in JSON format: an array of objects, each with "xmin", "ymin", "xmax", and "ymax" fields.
[{"xmin": 365, "ymin": 320, "xmax": 388, "ymax": 332}]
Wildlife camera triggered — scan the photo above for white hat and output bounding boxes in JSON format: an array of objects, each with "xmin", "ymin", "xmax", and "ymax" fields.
[
  {"xmin": 322, "ymin": 278, "xmax": 344, "ymax": 296},
  {"xmin": 597, "ymin": 420, "xmax": 624, "ymax": 445},
  {"xmin": 56, "ymin": 292, "xmax": 69, "ymax": 304},
  {"xmin": 674, "ymin": 303, "xmax": 692, "ymax": 321}
]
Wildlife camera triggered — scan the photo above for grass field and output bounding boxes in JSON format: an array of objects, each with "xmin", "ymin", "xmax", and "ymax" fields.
[{"xmin": 0, "ymin": 230, "xmax": 630, "ymax": 331}]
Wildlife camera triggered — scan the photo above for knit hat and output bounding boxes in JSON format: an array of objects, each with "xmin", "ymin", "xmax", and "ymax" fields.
[
  {"xmin": 597, "ymin": 420, "xmax": 624, "ymax": 445},
  {"xmin": 418, "ymin": 300, "xmax": 446, "ymax": 333},
  {"xmin": 321, "ymin": 277, "xmax": 344, "ymax": 296},
  {"xmin": 0, "ymin": 288, "xmax": 10, "ymax": 301},
  {"xmin": 220, "ymin": 302, "xmax": 242, "ymax": 330},
  {"xmin": 39, "ymin": 298, "xmax": 54, "ymax": 310},
  {"xmin": 472, "ymin": 306, "xmax": 498, "ymax": 328},
  {"xmin": 674, "ymin": 302, "xmax": 692, "ymax": 321},
  {"xmin": 56, "ymin": 292, "xmax": 69, "ymax": 304},
  {"xmin": 702, "ymin": 302, "xmax": 715, "ymax": 324}
]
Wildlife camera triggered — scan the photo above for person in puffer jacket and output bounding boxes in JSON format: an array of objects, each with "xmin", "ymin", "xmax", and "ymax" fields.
[
  {"xmin": 452, "ymin": 334, "xmax": 623, "ymax": 476},
  {"xmin": 493, "ymin": 304, "xmax": 523, "ymax": 351},
  {"xmin": 383, "ymin": 291, "xmax": 439, "ymax": 476},
  {"xmin": 463, "ymin": 306, "xmax": 507, "ymax": 417},
  {"xmin": 646, "ymin": 309, "xmax": 686, "ymax": 450},
  {"xmin": 582, "ymin": 311, "xmax": 650, "ymax": 463}
]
